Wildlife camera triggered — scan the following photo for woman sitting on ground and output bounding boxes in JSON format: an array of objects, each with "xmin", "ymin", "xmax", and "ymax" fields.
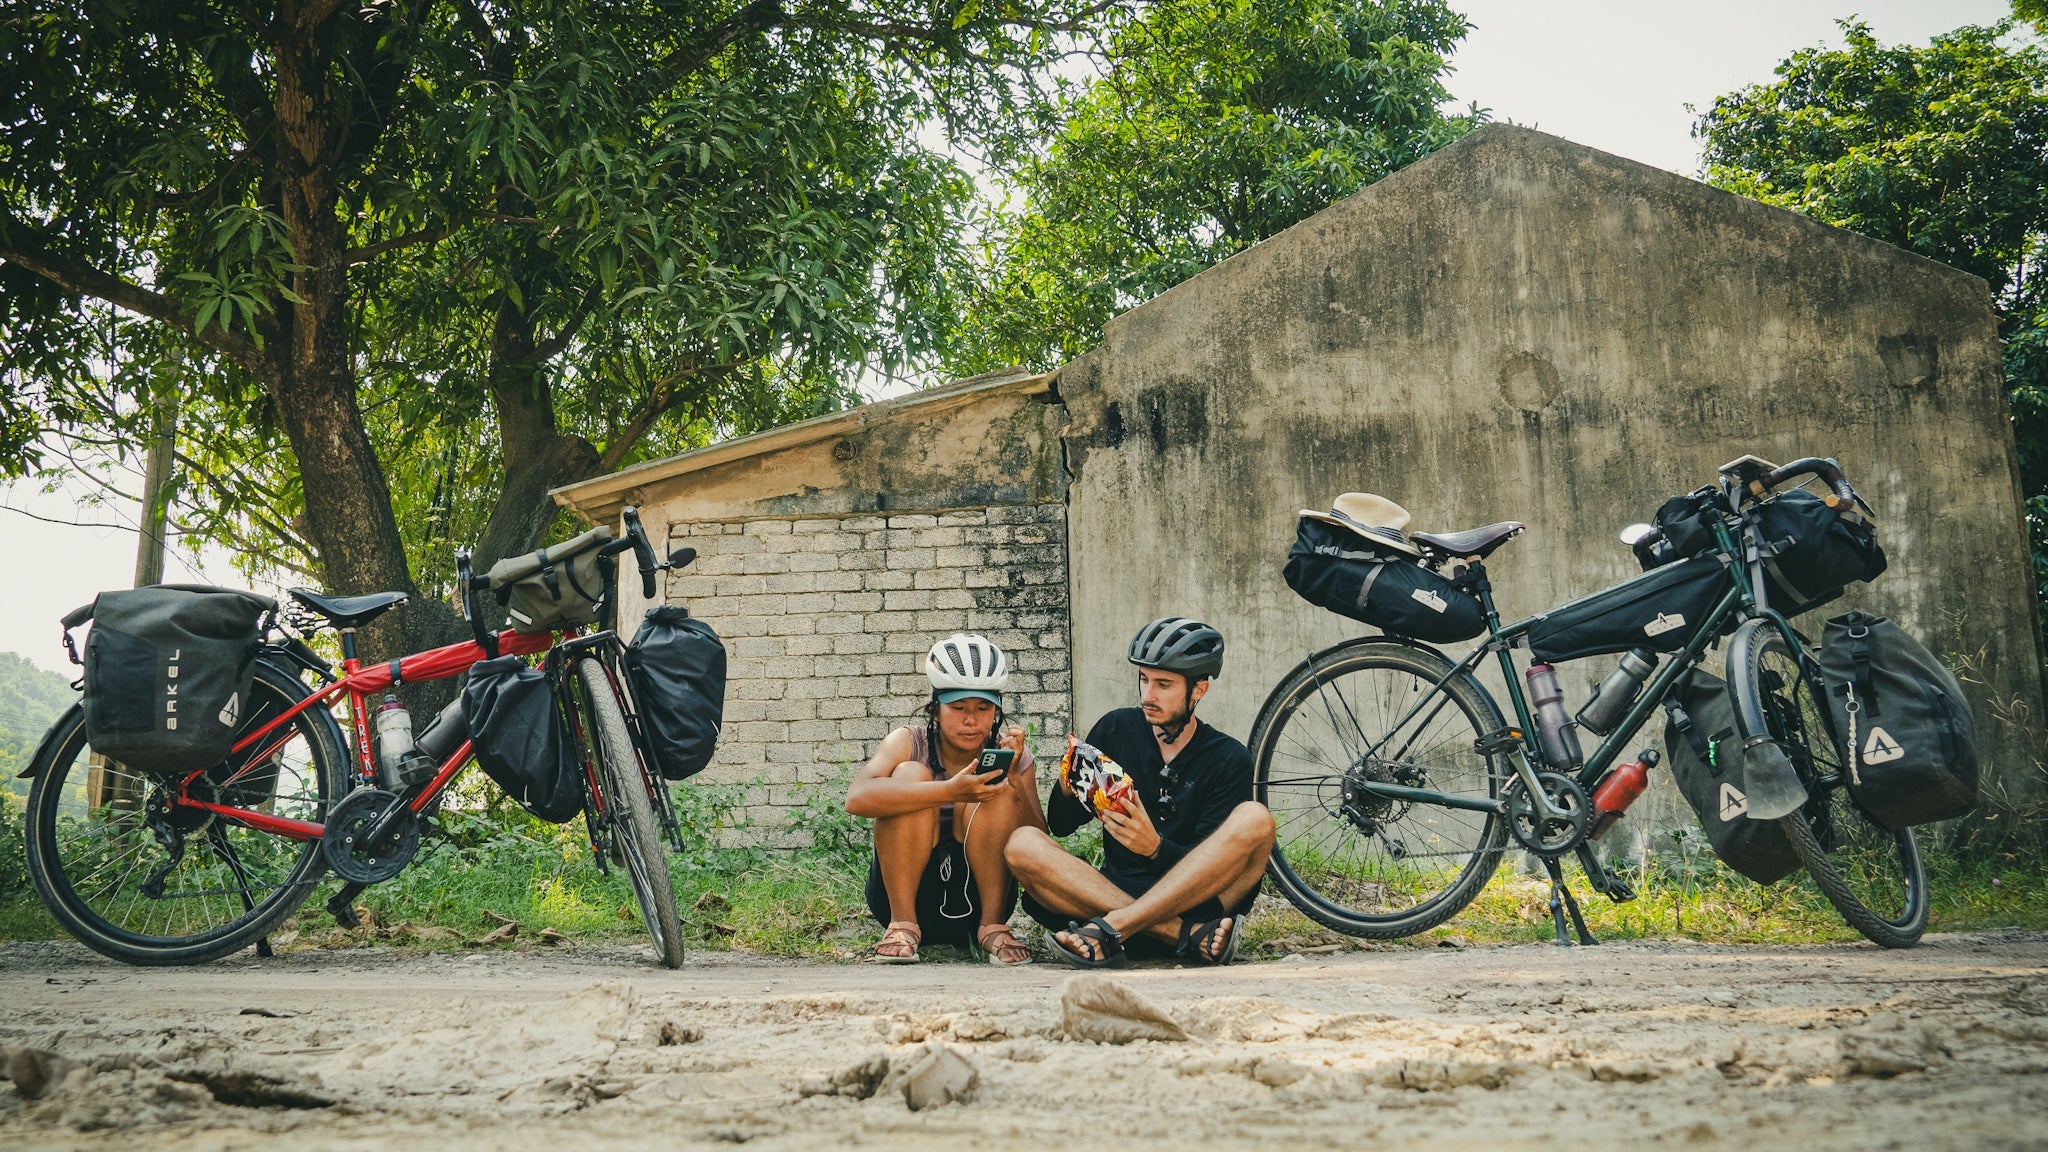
[{"xmin": 845, "ymin": 634, "xmax": 1044, "ymax": 965}]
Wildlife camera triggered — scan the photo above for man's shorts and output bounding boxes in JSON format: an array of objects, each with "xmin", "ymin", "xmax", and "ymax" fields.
[
  {"xmin": 1019, "ymin": 865, "xmax": 1259, "ymax": 959},
  {"xmin": 865, "ymin": 837, "xmax": 1018, "ymax": 951}
]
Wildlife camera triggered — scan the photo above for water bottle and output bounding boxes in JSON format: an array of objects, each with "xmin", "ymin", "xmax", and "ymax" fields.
[
  {"xmin": 372, "ymin": 695, "xmax": 437, "ymax": 789},
  {"xmin": 415, "ymin": 698, "xmax": 468, "ymax": 764},
  {"xmin": 1577, "ymin": 649, "xmax": 1660, "ymax": 736},
  {"xmin": 1524, "ymin": 663, "xmax": 1584, "ymax": 770},
  {"xmin": 1588, "ymin": 749, "xmax": 1659, "ymax": 840}
]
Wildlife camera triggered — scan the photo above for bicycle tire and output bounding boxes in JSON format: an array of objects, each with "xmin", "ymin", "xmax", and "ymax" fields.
[
  {"xmin": 578, "ymin": 656, "xmax": 685, "ymax": 968},
  {"xmin": 1251, "ymin": 638, "xmax": 1509, "ymax": 939},
  {"xmin": 1729, "ymin": 620, "xmax": 1928, "ymax": 947},
  {"xmin": 25, "ymin": 658, "xmax": 346, "ymax": 965}
]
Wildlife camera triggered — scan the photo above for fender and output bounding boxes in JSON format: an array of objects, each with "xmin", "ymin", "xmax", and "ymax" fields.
[
  {"xmin": 1724, "ymin": 618, "xmax": 1810, "ymax": 821},
  {"xmin": 17, "ymin": 702, "xmax": 81, "ymax": 779}
]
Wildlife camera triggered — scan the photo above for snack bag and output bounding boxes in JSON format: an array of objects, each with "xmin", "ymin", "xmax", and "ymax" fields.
[{"xmin": 1061, "ymin": 735, "xmax": 1134, "ymax": 820}]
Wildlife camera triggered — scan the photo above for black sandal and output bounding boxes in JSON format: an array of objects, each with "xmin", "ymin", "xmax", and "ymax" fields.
[
  {"xmin": 1176, "ymin": 915, "xmax": 1241, "ymax": 966},
  {"xmin": 1050, "ymin": 916, "xmax": 1128, "ymax": 968}
]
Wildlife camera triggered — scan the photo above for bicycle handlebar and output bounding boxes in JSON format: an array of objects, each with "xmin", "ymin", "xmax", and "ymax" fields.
[
  {"xmin": 1759, "ymin": 456, "xmax": 1857, "ymax": 509},
  {"xmin": 454, "ymin": 549, "xmax": 499, "ymax": 660}
]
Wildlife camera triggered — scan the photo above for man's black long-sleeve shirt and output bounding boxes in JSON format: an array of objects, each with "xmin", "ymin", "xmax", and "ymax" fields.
[{"xmin": 1047, "ymin": 708, "xmax": 1253, "ymax": 886}]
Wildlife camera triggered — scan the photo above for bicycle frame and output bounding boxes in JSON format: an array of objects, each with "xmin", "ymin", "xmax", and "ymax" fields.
[
  {"xmin": 170, "ymin": 626, "xmax": 554, "ymax": 842},
  {"xmin": 1330, "ymin": 509, "xmax": 1809, "ymax": 821}
]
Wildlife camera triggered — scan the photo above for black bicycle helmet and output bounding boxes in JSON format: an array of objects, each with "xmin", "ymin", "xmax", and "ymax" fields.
[{"xmin": 1127, "ymin": 617, "xmax": 1225, "ymax": 679}]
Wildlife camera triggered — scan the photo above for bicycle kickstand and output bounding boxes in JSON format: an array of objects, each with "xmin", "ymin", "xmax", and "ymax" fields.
[{"xmin": 1541, "ymin": 856, "xmax": 1597, "ymax": 947}]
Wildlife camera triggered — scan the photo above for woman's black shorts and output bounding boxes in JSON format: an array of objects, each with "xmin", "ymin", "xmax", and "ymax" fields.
[{"xmin": 865, "ymin": 837, "xmax": 1018, "ymax": 950}]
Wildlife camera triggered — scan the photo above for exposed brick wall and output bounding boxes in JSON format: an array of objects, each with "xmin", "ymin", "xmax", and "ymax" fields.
[{"xmin": 664, "ymin": 505, "xmax": 1070, "ymax": 841}]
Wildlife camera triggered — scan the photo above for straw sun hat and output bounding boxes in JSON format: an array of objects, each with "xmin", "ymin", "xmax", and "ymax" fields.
[{"xmin": 1299, "ymin": 493, "xmax": 1421, "ymax": 557}]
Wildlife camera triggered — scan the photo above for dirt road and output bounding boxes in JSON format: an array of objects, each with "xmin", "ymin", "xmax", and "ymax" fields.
[{"xmin": 3, "ymin": 932, "xmax": 2046, "ymax": 1150}]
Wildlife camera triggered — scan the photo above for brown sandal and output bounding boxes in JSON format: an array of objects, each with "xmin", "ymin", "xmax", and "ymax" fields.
[
  {"xmin": 872, "ymin": 921, "xmax": 921, "ymax": 964},
  {"xmin": 977, "ymin": 923, "xmax": 1032, "ymax": 966}
]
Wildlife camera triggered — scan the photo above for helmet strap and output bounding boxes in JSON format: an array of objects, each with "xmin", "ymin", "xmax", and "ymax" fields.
[{"xmin": 1152, "ymin": 681, "xmax": 1201, "ymax": 744}]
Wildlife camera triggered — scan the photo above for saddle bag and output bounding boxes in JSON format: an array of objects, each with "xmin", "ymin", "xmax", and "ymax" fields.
[
  {"xmin": 1282, "ymin": 517, "xmax": 1485, "ymax": 644},
  {"xmin": 61, "ymin": 585, "xmax": 276, "ymax": 775},
  {"xmin": 1662, "ymin": 668, "xmax": 1801, "ymax": 885},
  {"xmin": 463, "ymin": 656, "xmax": 584, "ymax": 823},
  {"xmin": 1817, "ymin": 612, "xmax": 1978, "ymax": 830},
  {"xmin": 624, "ymin": 606, "xmax": 727, "ymax": 781},
  {"xmin": 1751, "ymin": 490, "xmax": 1887, "ymax": 616},
  {"xmin": 1526, "ymin": 555, "xmax": 1728, "ymax": 664},
  {"xmin": 487, "ymin": 526, "xmax": 613, "ymax": 634}
]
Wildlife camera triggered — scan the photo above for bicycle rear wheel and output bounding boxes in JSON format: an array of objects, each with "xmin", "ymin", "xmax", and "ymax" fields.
[
  {"xmin": 578, "ymin": 656, "xmax": 684, "ymax": 968},
  {"xmin": 1252, "ymin": 639, "xmax": 1509, "ymax": 938},
  {"xmin": 24, "ymin": 658, "xmax": 346, "ymax": 965},
  {"xmin": 1731, "ymin": 620, "xmax": 1927, "ymax": 947}
]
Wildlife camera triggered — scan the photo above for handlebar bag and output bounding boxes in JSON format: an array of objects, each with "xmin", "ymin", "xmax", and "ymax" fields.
[
  {"xmin": 61, "ymin": 585, "xmax": 275, "ymax": 776},
  {"xmin": 1662, "ymin": 668, "xmax": 1801, "ymax": 884},
  {"xmin": 1282, "ymin": 517, "xmax": 1485, "ymax": 643},
  {"xmin": 1817, "ymin": 612, "xmax": 1978, "ymax": 830},
  {"xmin": 463, "ymin": 656, "xmax": 583, "ymax": 822},
  {"xmin": 1527, "ymin": 555, "xmax": 1728, "ymax": 664},
  {"xmin": 487, "ymin": 526, "xmax": 614, "ymax": 634},
  {"xmin": 1751, "ymin": 490, "xmax": 1887, "ymax": 617},
  {"xmin": 624, "ymin": 606, "xmax": 727, "ymax": 781}
]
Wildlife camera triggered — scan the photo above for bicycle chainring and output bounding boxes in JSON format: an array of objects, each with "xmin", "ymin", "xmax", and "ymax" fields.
[
  {"xmin": 322, "ymin": 788, "xmax": 420, "ymax": 884},
  {"xmin": 1504, "ymin": 771, "xmax": 1590, "ymax": 857}
]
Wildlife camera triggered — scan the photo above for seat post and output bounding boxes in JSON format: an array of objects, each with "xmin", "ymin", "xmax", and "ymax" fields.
[{"xmin": 338, "ymin": 628, "xmax": 359, "ymax": 664}]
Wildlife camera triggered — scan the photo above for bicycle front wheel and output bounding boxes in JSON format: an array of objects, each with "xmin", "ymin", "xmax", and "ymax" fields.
[
  {"xmin": 1252, "ymin": 639, "xmax": 1509, "ymax": 939},
  {"xmin": 24, "ymin": 658, "xmax": 346, "ymax": 965},
  {"xmin": 1731, "ymin": 620, "xmax": 1928, "ymax": 947},
  {"xmin": 578, "ymin": 656, "xmax": 685, "ymax": 968}
]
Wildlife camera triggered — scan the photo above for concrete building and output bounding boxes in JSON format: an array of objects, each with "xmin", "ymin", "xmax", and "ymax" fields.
[{"xmin": 556, "ymin": 124, "xmax": 2045, "ymax": 839}]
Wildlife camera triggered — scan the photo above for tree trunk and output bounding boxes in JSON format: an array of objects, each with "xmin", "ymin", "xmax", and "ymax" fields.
[{"xmin": 473, "ymin": 293, "xmax": 601, "ymax": 572}]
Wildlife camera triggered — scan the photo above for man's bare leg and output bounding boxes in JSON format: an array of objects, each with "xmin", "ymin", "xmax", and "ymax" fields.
[{"xmin": 1005, "ymin": 826, "xmax": 1136, "ymax": 926}]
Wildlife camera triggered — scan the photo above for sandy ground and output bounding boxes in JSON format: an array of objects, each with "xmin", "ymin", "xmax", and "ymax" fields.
[{"xmin": 3, "ymin": 932, "xmax": 2047, "ymax": 1151}]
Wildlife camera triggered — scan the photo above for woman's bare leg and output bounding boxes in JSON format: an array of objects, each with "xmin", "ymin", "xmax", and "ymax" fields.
[{"xmin": 873, "ymin": 760, "xmax": 939, "ymax": 926}]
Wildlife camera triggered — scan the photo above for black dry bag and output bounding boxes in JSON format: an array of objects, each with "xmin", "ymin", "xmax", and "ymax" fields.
[
  {"xmin": 1282, "ymin": 517, "xmax": 1485, "ymax": 644},
  {"xmin": 1752, "ymin": 490, "xmax": 1887, "ymax": 617},
  {"xmin": 463, "ymin": 656, "xmax": 583, "ymax": 823},
  {"xmin": 1817, "ymin": 612, "xmax": 1978, "ymax": 831},
  {"xmin": 1662, "ymin": 668, "xmax": 1801, "ymax": 885},
  {"xmin": 624, "ymin": 606, "xmax": 726, "ymax": 781},
  {"xmin": 62, "ymin": 584, "xmax": 275, "ymax": 776}
]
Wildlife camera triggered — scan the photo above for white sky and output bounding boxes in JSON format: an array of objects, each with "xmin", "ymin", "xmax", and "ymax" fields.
[{"xmin": 0, "ymin": 0, "xmax": 2018, "ymax": 676}]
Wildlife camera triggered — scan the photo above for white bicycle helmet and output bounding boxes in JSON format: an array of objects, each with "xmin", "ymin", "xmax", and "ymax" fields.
[{"xmin": 925, "ymin": 633, "xmax": 1009, "ymax": 705}]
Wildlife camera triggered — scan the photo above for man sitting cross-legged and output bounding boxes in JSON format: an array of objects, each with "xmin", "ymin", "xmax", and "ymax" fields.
[{"xmin": 1005, "ymin": 617, "xmax": 1275, "ymax": 966}]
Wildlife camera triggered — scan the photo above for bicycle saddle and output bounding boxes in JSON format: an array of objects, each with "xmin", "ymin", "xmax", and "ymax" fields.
[
  {"xmin": 1409, "ymin": 521, "xmax": 1526, "ymax": 560},
  {"xmin": 288, "ymin": 588, "xmax": 409, "ymax": 630}
]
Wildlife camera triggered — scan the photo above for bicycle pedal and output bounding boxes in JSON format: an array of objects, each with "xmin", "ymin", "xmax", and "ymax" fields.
[{"xmin": 326, "ymin": 883, "xmax": 366, "ymax": 929}]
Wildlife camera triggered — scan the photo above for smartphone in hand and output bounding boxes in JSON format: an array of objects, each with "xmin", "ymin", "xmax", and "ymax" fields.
[{"xmin": 978, "ymin": 748, "xmax": 1017, "ymax": 779}]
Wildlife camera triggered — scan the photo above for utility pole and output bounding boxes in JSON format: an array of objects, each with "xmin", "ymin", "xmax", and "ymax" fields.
[{"xmin": 133, "ymin": 383, "xmax": 179, "ymax": 587}]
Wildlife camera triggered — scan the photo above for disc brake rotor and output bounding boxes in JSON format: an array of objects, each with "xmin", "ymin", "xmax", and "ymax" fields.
[
  {"xmin": 321, "ymin": 788, "xmax": 420, "ymax": 884},
  {"xmin": 1504, "ymin": 771, "xmax": 1590, "ymax": 857}
]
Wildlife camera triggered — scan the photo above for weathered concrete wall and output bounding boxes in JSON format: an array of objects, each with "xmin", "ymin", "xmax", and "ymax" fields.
[{"xmin": 1060, "ymin": 124, "xmax": 2045, "ymax": 807}]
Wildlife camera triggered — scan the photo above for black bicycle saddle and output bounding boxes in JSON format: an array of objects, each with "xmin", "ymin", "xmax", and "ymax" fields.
[{"xmin": 1410, "ymin": 522, "xmax": 1526, "ymax": 560}]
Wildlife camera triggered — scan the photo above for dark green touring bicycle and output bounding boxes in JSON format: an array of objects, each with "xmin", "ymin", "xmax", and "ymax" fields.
[{"xmin": 1254, "ymin": 455, "xmax": 1928, "ymax": 948}]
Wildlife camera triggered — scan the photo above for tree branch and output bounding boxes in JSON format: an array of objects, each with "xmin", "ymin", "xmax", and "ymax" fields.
[
  {"xmin": 339, "ymin": 225, "xmax": 457, "ymax": 266},
  {"xmin": 0, "ymin": 224, "xmax": 272, "ymax": 381},
  {"xmin": 174, "ymin": 449, "xmax": 318, "ymax": 564},
  {"xmin": 660, "ymin": 0, "xmax": 784, "ymax": 80},
  {"xmin": 531, "ymin": 290, "xmax": 600, "ymax": 362}
]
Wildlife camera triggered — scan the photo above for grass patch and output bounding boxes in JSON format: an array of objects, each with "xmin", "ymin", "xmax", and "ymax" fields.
[{"xmin": 4, "ymin": 773, "xmax": 2045, "ymax": 958}]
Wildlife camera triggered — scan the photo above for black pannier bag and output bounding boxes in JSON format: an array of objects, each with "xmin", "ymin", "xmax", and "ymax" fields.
[
  {"xmin": 1526, "ymin": 555, "xmax": 1728, "ymax": 664},
  {"xmin": 1752, "ymin": 489, "xmax": 1887, "ymax": 615},
  {"xmin": 1283, "ymin": 517, "xmax": 1485, "ymax": 644},
  {"xmin": 1662, "ymin": 668, "xmax": 1801, "ymax": 885},
  {"xmin": 61, "ymin": 585, "xmax": 275, "ymax": 775},
  {"xmin": 487, "ymin": 526, "xmax": 613, "ymax": 634},
  {"xmin": 463, "ymin": 656, "xmax": 584, "ymax": 823},
  {"xmin": 624, "ymin": 606, "xmax": 727, "ymax": 781},
  {"xmin": 1817, "ymin": 612, "xmax": 1978, "ymax": 830}
]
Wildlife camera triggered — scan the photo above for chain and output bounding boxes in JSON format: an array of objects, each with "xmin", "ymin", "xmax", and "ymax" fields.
[{"xmin": 1843, "ymin": 682, "xmax": 1862, "ymax": 787}]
